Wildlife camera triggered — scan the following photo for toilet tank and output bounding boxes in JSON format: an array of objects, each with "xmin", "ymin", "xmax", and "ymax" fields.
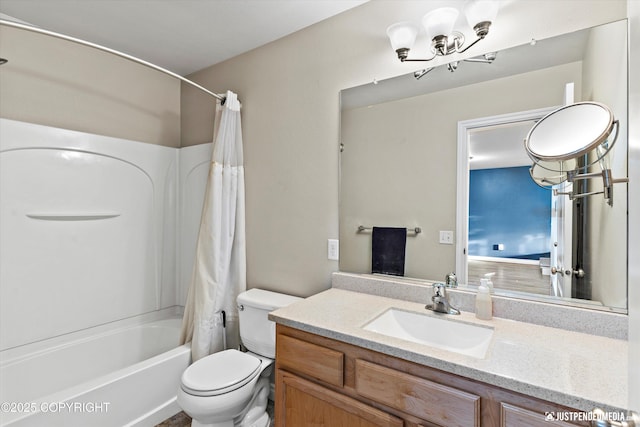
[{"xmin": 237, "ymin": 288, "xmax": 302, "ymax": 358}]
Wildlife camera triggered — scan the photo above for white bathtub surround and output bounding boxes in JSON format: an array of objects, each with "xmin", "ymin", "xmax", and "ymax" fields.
[
  {"xmin": 0, "ymin": 312, "xmax": 189, "ymax": 427},
  {"xmin": 0, "ymin": 118, "xmax": 212, "ymax": 426},
  {"xmin": 181, "ymin": 91, "xmax": 247, "ymax": 361},
  {"xmin": 178, "ymin": 143, "xmax": 214, "ymax": 305},
  {"xmin": 0, "ymin": 119, "xmax": 180, "ymax": 351}
]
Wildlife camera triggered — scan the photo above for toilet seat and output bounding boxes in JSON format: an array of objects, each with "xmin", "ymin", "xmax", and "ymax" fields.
[{"xmin": 181, "ymin": 349, "xmax": 262, "ymax": 397}]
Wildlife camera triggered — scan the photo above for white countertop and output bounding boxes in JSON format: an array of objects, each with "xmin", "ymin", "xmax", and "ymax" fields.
[{"xmin": 269, "ymin": 288, "xmax": 628, "ymax": 412}]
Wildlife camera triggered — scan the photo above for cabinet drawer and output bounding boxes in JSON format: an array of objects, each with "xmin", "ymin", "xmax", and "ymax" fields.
[
  {"xmin": 277, "ymin": 334, "xmax": 344, "ymax": 387},
  {"xmin": 501, "ymin": 403, "xmax": 580, "ymax": 427},
  {"xmin": 355, "ymin": 359, "xmax": 480, "ymax": 427}
]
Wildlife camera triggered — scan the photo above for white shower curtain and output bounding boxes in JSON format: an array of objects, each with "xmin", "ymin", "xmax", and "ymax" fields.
[{"xmin": 180, "ymin": 90, "xmax": 246, "ymax": 361}]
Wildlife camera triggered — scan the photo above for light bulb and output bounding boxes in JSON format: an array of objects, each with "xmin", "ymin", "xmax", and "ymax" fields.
[
  {"xmin": 464, "ymin": 0, "xmax": 499, "ymax": 27},
  {"xmin": 386, "ymin": 22, "xmax": 418, "ymax": 52},
  {"xmin": 422, "ymin": 7, "xmax": 459, "ymax": 41}
]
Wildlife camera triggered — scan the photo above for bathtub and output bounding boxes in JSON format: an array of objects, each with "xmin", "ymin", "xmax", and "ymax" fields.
[{"xmin": 0, "ymin": 311, "xmax": 190, "ymax": 427}]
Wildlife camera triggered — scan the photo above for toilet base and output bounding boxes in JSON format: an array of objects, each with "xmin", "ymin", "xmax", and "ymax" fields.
[
  {"xmin": 187, "ymin": 377, "xmax": 271, "ymax": 427},
  {"xmin": 190, "ymin": 412, "xmax": 269, "ymax": 427},
  {"xmin": 191, "ymin": 420, "xmax": 233, "ymax": 427},
  {"xmin": 247, "ymin": 413, "xmax": 270, "ymax": 427}
]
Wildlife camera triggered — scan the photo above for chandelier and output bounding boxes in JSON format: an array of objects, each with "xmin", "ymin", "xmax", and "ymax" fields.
[{"xmin": 386, "ymin": 1, "xmax": 499, "ymax": 63}]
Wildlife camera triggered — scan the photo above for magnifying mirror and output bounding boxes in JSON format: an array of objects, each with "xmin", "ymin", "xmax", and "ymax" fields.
[
  {"xmin": 524, "ymin": 101, "xmax": 626, "ymax": 205},
  {"xmin": 524, "ymin": 102, "xmax": 618, "ymax": 173},
  {"xmin": 529, "ymin": 161, "xmax": 573, "ymax": 187}
]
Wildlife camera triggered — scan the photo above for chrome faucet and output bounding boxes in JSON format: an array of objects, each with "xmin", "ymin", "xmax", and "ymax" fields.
[
  {"xmin": 426, "ymin": 283, "xmax": 460, "ymax": 315},
  {"xmin": 445, "ymin": 272, "xmax": 457, "ymax": 288}
]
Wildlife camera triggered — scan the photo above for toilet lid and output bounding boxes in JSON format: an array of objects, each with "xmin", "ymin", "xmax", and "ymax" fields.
[{"xmin": 181, "ymin": 349, "xmax": 261, "ymax": 397}]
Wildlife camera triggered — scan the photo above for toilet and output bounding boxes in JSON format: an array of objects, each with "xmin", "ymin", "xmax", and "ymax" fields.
[{"xmin": 177, "ymin": 288, "xmax": 301, "ymax": 427}]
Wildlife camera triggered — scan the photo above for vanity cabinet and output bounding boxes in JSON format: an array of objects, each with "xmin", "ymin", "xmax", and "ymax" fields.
[
  {"xmin": 274, "ymin": 325, "xmax": 587, "ymax": 427},
  {"xmin": 278, "ymin": 371, "xmax": 404, "ymax": 427}
]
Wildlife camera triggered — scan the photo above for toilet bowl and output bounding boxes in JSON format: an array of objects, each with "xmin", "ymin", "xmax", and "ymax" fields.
[
  {"xmin": 177, "ymin": 349, "xmax": 272, "ymax": 427},
  {"xmin": 178, "ymin": 289, "xmax": 301, "ymax": 427}
]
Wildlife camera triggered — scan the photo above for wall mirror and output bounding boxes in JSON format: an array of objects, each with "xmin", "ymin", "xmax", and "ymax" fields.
[{"xmin": 339, "ymin": 19, "xmax": 628, "ymax": 313}]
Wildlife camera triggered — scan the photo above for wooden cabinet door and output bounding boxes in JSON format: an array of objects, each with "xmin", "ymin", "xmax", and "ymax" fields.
[
  {"xmin": 276, "ymin": 370, "xmax": 404, "ymax": 427},
  {"xmin": 355, "ymin": 359, "xmax": 480, "ymax": 427},
  {"xmin": 500, "ymin": 403, "xmax": 580, "ymax": 427}
]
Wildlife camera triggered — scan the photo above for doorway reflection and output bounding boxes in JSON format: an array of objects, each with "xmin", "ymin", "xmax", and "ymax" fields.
[{"xmin": 467, "ymin": 120, "xmax": 553, "ymax": 295}]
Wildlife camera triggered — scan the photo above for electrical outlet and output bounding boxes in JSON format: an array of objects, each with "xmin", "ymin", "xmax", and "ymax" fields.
[
  {"xmin": 439, "ymin": 230, "xmax": 454, "ymax": 245},
  {"xmin": 328, "ymin": 239, "xmax": 339, "ymax": 261}
]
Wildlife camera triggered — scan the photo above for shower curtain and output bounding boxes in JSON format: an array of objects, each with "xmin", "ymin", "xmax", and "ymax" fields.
[{"xmin": 180, "ymin": 90, "xmax": 246, "ymax": 361}]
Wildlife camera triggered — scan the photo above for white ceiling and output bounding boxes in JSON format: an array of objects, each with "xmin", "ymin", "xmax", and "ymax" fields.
[
  {"xmin": 468, "ymin": 120, "xmax": 538, "ymax": 170},
  {"xmin": 0, "ymin": 0, "xmax": 367, "ymax": 76}
]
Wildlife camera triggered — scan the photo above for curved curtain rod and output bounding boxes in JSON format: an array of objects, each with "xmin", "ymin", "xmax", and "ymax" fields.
[{"xmin": 0, "ymin": 19, "xmax": 224, "ymax": 102}]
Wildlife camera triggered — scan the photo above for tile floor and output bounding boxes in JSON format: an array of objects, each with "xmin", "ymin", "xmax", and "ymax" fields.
[{"xmin": 155, "ymin": 411, "xmax": 191, "ymax": 427}]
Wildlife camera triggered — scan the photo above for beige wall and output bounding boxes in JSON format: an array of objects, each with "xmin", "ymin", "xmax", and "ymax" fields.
[
  {"xmin": 181, "ymin": 0, "xmax": 627, "ymax": 297},
  {"xmin": 340, "ymin": 62, "xmax": 582, "ymax": 281},
  {"xmin": 0, "ymin": 25, "xmax": 181, "ymax": 147},
  {"xmin": 581, "ymin": 20, "xmax": 628, "ymax": 308}
]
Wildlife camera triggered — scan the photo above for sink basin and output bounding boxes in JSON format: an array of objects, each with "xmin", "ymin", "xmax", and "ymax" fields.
[{"xmin": 362, "ymin": 308, "xmax": 494, "ymax": 358}]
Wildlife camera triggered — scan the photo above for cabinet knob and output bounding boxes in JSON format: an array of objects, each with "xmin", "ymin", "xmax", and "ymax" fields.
[{"xmin": 590, "ymin": 408, "xmax": 640, "ymax": 427}]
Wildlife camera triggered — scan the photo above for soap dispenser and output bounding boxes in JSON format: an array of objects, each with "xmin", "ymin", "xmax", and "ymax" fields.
[
  {"xmin": 483, "ymin": 272, "xmax": 495, "ymax": 293},
  {"xmin": 475, "ymin": 278, "xmax": 493, "ymax": 320}
]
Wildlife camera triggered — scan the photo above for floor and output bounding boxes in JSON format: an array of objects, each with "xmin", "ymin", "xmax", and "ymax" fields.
[
  {"xmin": 468, "ymin": 258, "xmax": 550, "ymax": 295},
  {"xmin": 156, "ymin": 400, "xmax": 275, "ymax": 427},
  {"xmin": 156, "ymin": 411, "xmax": 191, "ymax": 427}
]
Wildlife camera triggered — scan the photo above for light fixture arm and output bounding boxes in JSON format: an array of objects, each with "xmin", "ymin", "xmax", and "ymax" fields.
[
  {"xmin": 454, "ymin": 23, "xmax": 490, "ymax": 54},
  {"xmin": 395, "ymin": 48, "xmax": 437, "ymax": 62},
  {"xmin": 394, "ymin": 23, "xmax": 492, "ymax": 62},
  {"xmin": 463, "ymin": 52, "xmax": 497, "ymax": 64},
  {"xmin": 412, "ymin": 52, "xmax": 495, "ymax": 80}
]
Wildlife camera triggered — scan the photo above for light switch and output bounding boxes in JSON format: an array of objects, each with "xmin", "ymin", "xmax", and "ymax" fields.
[
  {"xmin": 439, "ymin": 231, "xmax": 454, "ymax": 245},
  {"xmin": 328, "ymin": 239, "xmax": 339, "ymax": 261}
]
